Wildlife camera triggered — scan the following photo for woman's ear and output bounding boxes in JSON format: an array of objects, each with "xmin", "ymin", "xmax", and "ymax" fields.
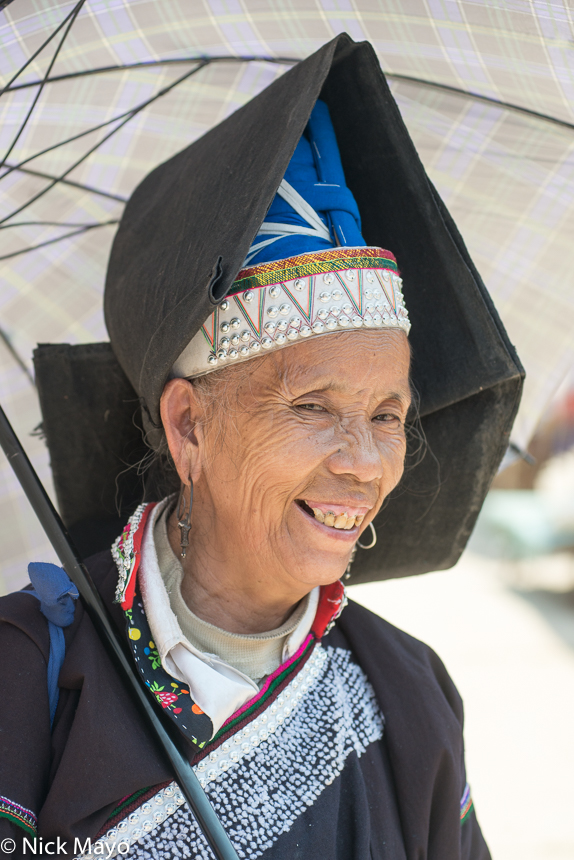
[{"xmin": 160, "ymin": 378, "xmax": 205, "ymax": 484}]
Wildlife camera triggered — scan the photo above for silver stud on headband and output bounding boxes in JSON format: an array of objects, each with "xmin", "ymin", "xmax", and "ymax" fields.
[{"xmin": 172, "ymin": 263, "xmax": 410, "ymax": 379}]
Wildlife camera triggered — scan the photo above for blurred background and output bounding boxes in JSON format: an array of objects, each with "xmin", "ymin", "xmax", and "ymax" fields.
[
  {"xmin": 352, "ymin": 377, "xmax": 574, "ymax": 860},
  {"xmin": 0, "ymin": 2, "xmax": 573, "ymax": 857}
]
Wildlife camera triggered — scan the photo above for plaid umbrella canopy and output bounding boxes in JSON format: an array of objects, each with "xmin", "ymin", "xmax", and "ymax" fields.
[{"xmin": 0, "ymin": 0, "xmax": 573, "ymax": 593}]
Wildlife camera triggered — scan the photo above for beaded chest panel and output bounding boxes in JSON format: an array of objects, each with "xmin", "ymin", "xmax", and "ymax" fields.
[{"xmin": 76, "ymin": 645, "xmax": 384, "ymax": 860}]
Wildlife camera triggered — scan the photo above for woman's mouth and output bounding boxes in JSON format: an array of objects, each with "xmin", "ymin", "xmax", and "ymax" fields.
[{"xmin": 296, "ymin": 500, "xmax": 368, "ymax": 531}]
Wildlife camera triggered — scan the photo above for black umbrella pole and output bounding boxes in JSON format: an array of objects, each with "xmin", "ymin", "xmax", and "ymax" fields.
[{"xmin": 0, "ymin": 403, "xmax": 239, "ymax": 860}]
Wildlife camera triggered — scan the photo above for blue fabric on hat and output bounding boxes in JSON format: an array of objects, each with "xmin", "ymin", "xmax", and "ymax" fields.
[
  {"xmin": 26, "ymin": 562, "xmax": 79, "ymax": 726},
  {"xmin": 247, "ymin": 100, "xmax": 366, "ymax": 266}
]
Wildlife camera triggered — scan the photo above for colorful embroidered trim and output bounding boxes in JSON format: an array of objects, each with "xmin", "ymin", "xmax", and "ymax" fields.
[
  {"xmin": 172, "ymin": 247, "xmax": 409, "ymax": 379},
  {"xmin": 232, "ymin": 247, "xmax": 398, "ymax": 292},
  {"xmin": 212, "ymin": 634, "xmax": 315, "ymax": 745},
  {"xmin": 460, "ymin": 783, "xmax": 473, "ymax": 824},
  {"xmin": 112, "ymin": 503, "xmax": 155, "ymax": 608},
  {"xmin": 126, "ymin": 574, "xmax": 214, "ymax": 747},
  {"xmin": 97, "ymin": 784, "xmax": 164, "ymax": 839},
  {"xmin": 0, "ymin": 795, "xmax": 37, "ymax": 836}
]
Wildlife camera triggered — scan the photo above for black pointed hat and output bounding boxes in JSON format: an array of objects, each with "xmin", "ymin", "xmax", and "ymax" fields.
[{"xmin": 35, "ymin": 34, "xmax": 523, "ymax": 581}]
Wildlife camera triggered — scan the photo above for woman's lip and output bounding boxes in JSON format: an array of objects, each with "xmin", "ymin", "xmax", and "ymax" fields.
[
  {"xmin": 294, "ymin": 500, "xmax": 359, "ymax": 541},
  {"xmin": 303, "ymin": 500, "xmax": 371, "ymax": 518}
]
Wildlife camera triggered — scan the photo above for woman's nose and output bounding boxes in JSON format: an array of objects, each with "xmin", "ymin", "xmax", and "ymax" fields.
[{"xmin": 326, "ymin": 424, "xmax": 383, "ymax": 484}]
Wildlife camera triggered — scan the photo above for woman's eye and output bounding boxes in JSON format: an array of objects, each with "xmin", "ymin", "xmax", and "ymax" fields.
[
  {"xmin": 374, "ymin": 413, "xmax": 401, "ymax": 424},
  {"xmin": 298, "ymin": 403, "xmax": 327, "ymax": 412}
]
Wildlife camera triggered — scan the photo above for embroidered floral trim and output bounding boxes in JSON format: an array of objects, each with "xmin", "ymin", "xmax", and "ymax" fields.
[
  {"xmin": 460, "ymin": 783, "xmax": 473, "ymax": 824},
  {"xmin": 127, "ymin": 585, "xmax": 213, "ymax": 747},
  {"xmin": 0, "ymin": 795, "xmax": 37, "ymax": 836}
]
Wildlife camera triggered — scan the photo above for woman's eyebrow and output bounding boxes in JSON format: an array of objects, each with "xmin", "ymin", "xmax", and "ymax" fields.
[
  {"xmin": 385, "ymin": 391, "xmax": 411, "ymax": 405},
  {"xmin": 293, "ymin": 382, "xmax": 410, "ymax": 404}
]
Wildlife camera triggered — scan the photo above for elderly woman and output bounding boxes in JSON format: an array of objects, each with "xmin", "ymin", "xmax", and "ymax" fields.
[{"xmin": 0, "ymin": 35, "xmax": 522, "ymax": 860}]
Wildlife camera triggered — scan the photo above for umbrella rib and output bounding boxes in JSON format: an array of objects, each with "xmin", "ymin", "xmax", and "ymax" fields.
[
  {"xmin": 0, "ymin": 327, "xmax": 35, "ymax": 386},
  {"xmin": 4, "ymin": 55, "xmax": 571, "ymax": 132},
  {"xmin": 385, "ymin": 73, "xmax": 574, "ymax": 133},
  {"xmin": 2, "ymin": 56, "xmax": 297, "ymax": 91},
  {"xmin": 0, "ymin": 0, "xmax": 87, "ymax": 167},
  {"xmin": 0, "ymin": 61, "xmax": 208, "ymax": 226},
  {"xmin": 0, "ymin": 61, "xmax": 207, "ymax": 183},
  {"xmin": 0, "ymin": 220, "xmax": 119, "ymax": 261},
  {"xmin": 0, "ymin": 220, "xmax": 118, "ymax": 229},
  {"xmin": 3, "ymin": 163, "xmax": 127, "ymax": 202},
  {"xmin": 0, "ymin": 0, "xmax": 86, "ymax": 97}
]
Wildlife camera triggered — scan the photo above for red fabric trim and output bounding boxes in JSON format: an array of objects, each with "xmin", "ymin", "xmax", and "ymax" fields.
[
  {"xmin": 197, "ymin": 639, "xmax": 316, "ymax": 763},
  {"xmin": 121, "ymin": 502, "xmax": 156, "ymax": 611},
  {"xmin": 312, "ymin": 580, "xmax": 346, "ymax": 639}
]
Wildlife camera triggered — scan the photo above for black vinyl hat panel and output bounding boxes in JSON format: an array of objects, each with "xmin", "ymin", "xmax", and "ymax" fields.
[{"xmin": 35, "ymin": 34, "xmax": 523, "ymax": 581}]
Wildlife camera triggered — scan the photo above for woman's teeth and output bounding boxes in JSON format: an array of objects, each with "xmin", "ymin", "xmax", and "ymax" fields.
[{"xmin": 311, "ymin": 508, "xmax": 365, "ymax": 530}]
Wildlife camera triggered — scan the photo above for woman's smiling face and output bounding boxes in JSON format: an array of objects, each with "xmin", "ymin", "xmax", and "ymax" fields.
[{"xmin": 162, "ymin": 328, "xmax": 411, "ymax": 601}]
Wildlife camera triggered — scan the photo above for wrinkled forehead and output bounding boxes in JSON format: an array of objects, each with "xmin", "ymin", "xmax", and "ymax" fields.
[{"xmin": 225, "ymin": 328, "xmax": 412, "ymax": 404}]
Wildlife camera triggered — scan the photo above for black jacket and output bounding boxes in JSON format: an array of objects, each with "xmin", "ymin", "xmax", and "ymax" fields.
[{"xmin": 0, "ymin": 549, "xmax": 490, "ymax": 859}]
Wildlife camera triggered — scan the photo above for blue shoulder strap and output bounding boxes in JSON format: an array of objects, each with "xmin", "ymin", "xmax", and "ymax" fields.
[{"xmin": 25, "ymin": 562, "xmax": 79, "ymax": 727}]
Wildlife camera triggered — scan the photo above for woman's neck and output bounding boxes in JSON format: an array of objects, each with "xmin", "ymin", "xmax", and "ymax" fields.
[{"xmin": 166, "ymin": 509, "xmax": 306, "ymax": 634}]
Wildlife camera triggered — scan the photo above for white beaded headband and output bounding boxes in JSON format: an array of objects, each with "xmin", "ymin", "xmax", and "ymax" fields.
[{"xmin": 172, "ymin": 247, "xmax": 410, "ymax": 379}]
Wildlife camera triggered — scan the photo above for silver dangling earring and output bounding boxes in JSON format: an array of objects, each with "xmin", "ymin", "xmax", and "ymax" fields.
[
  {"xmin": 357, "ymin": 522, "xmax": 377, "ymax": 550},
  {"xmin": 177, "ymin": 478, "xmax": 193, "ymax": 559}
]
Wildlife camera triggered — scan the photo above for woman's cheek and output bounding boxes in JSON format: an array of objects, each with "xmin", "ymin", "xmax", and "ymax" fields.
[{"xmin": 378, "ymin": 433, "xmax": 408, "ymax": 486}]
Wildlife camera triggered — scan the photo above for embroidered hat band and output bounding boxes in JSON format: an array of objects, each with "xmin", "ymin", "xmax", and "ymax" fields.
[{"xmin": 172, "ymin": 247, "xmax": 410, "ymax": 379}]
